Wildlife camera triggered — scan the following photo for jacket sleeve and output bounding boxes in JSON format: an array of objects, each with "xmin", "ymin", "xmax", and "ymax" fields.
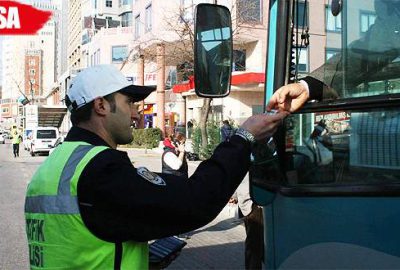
[{"xmin": 78, "ymin": 135, "xmax": 251, "ymax": 242}]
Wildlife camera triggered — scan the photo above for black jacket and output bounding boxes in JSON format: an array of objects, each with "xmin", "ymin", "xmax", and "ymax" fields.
[{"xmin": 67, "ymin": 127, "xmax": 251, "ymax": 242}]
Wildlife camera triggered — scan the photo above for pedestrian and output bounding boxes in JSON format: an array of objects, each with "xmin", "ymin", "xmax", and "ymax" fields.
[
  {"xmin": 11, "ymin": 126, "xmax": 21, "ymax": 157},
  {"xmin": 231, "ymin": 177, "xmax": 264, "ymax": 270},
  {"xmin": 221, "ymin": 120, "xmax": 234, "ymax": 142},
  {"xmin": 24, "ymin": 64, "xmax": 291, "ymax": 269},
  {"xmin": 162, "ymin": 132, "xmax": 188, "ymax": 178}
]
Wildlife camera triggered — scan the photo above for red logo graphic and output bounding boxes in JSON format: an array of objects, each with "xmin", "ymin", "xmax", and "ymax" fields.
[{"xmin": 0, "ymin": 1, "xmax": 52, "ymax": 35}]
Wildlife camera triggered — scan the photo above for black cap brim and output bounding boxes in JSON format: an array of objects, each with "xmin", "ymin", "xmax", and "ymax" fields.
[{"xmin": 119, "ymin": 85, "xmax": 156, "ymax": 102}]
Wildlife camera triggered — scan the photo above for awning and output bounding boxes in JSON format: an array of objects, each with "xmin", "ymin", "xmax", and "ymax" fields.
[
  {"xmin": 231, "ymin": 72, "xmax": 265, "ymax": 85},
  {"xmin": 38, "ymin": 106, "xmax": 68, "ymax": 128},
  {"xmin": 172, "ymin": 72, "xmax": 265, "ymax": 93},
  {"xmin": 173, "ymin": 76, "xmax": 195, "ymax": 93}
]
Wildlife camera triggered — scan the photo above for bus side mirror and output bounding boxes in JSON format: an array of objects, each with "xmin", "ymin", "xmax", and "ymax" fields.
[{"xmin": 194, "ymin": 4, "xmax": 233, "ymax": 98}]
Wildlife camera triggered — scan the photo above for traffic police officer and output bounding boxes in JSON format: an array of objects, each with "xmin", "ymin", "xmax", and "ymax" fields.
[{"xmin": 25, "ymin": 65, "xmax": 292, "ymax": 269}]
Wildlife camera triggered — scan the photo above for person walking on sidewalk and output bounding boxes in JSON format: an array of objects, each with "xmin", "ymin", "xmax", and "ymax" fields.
[
  {"xmin": 162, "ymin": 132, "xmax": 188, "ymax": 178},
  {"xmin": 24, "ymin": 65, "xmax": 303, "ymax": 269},
  {"xmin": 221, "ymin": 120, "xmax": 235, "ymax": 142}
]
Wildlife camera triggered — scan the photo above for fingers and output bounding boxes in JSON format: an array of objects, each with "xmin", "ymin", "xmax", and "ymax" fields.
[
  {"xmin": 266, "ymin": 85, "xmax": 292, "ymax": 111},
  {"xmin": 267, "ymin": 83, "xmax": 309, "ymax": 112},
  {"xmin": 269, "ymin": 111, "xmax": 290, "ymax": 122},
  {"xmin": 266, "ymin": 95, "xmax": 278, "ymax": 111}
]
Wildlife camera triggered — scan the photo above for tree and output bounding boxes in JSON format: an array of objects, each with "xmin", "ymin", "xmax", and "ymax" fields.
[{"xmin": 120, "ymin": 1, "xmax": 265, "ymax": 154}]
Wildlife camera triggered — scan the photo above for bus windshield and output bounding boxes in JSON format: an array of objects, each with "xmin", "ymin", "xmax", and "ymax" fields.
[{"xmin": 300, "ymin": 0, "xmax": 400, "ymax": 100}]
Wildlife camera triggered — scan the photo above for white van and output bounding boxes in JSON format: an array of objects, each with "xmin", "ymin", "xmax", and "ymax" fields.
[{"xmin": 30, "ymin": 127, "xmax": 59, "ymax": 156}]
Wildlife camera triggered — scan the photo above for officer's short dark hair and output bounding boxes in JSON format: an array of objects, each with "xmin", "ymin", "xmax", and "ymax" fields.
[{"xmin": 70, "ymin": 92, "xmax": 116, "ymax": 126}]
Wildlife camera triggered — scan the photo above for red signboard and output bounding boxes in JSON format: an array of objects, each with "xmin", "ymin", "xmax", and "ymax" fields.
[{"xmin": 0, "ymin": 1, "xmax": 52, "ymax": 35}]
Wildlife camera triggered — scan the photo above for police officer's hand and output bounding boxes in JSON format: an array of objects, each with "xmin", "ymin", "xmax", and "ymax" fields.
[
  {"xmin": 266, "ymin": 83, "xmax": 309, "ymax": 112},
  {"xmin": 241, "ymin": 112, "xmax": 289, "ymax": 141}
]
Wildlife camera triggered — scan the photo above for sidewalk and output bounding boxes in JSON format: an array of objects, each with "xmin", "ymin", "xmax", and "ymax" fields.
[{"xmin": 120, "ymin": 147, "xmax": 246, "ymax": 269}]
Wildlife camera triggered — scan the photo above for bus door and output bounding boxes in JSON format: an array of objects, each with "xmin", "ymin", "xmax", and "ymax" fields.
[{"xmin": 250, "ymin": 0, "xmax": 400, "ymax": 268}]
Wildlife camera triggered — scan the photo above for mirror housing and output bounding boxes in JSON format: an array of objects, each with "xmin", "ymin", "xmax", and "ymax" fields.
[{"xmin": 194, "ymin": 4, "xmax": 233, "ymax": 98}]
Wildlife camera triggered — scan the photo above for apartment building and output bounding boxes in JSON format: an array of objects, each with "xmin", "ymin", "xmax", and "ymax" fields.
[{"xmin": 68, "ymin": 0, "xmax": 121, "ymax": 70}]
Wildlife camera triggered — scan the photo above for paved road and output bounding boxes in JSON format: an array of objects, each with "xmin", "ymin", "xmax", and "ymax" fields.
[
  {"xmin": 0, "ymin": 143, "xmax": 246, "ymax": 269},
  {"xmin": 0, "ymin": 142, "xmax": 42, "ymax": 269}
]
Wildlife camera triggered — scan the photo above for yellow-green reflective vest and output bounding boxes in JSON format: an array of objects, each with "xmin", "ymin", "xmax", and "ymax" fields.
[
  {"xmin": 12, "ymin": 130, "xmax": 20, "ymax": 144},
  {"xmin": 24, "ymin": 142, "xmax": 148, "ymax": 270}
]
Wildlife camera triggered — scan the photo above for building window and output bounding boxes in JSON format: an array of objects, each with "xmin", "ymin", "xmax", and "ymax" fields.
[
  {"xmin": 106, "ymin": 0, "xmax": 112, "ymax": 7},
  {"xmin": 166, "ymin": 69, "xmax": 177, "ymax": 88},
  {"xmin": 237, "ymin": 0, "xmax": 262, "ymax": 23},
  {"xmin": 29, "ymin": 59, "xmax": 36, "ymax": 66},
  {"xmin": 326, "ymin": 5, "xmax": 341, "ymax": 32},
  {"xmin": 294, "ymin": 48, "xmax": 309, "ymax": 73},
  {"xmin": 112, "ymin": 45, "xmax": 128, "ymax": 63},
  {"xmin": 30, "ymin": 69, "xmax": 36, "ymax": 75},
  {"xmin": 121, "ymin": 12, "xmax": 132, "ymax": 27},
  {"xmin": 120, "ymin": 0, "xmax": 132, "ymax": 6},
  {"xmin": 360, "ymin": 11, "xmax": 376, "ymax": 33},
  {"xmin": 326, "ymin": 48, "xmax": 340, "ymax": 61},
  {"xmin": 233, "ymin": 50, "xmax": 246, "ymax": 71},
  {"xmin": 134, "ymin": 15, "xmax": 140, "ymax": 39},
  {"xmin": 145, "ymin": 4, "xmax": 152, "ymax": 32},
  {"xmin": 294, "ymin": 1, "xmax": 308, "ymax": 28}
]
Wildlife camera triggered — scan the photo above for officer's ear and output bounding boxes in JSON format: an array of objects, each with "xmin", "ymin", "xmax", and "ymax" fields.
[{"xmin": 92, "ymin": 97, "xmax": 108, "ymax": 116}]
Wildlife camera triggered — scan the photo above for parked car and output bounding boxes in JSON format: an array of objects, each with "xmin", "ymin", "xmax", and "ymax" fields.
[
  {"xmin": 30, "ymin": 127, "xmax": 59, "ymax": 156},
  {"xmin": 49, "ymin": 136, "xmax": 64, "ymax": 155},
  {"xmin": 0, "ymin": 134, "xmax": 5, "ymax": 144}
]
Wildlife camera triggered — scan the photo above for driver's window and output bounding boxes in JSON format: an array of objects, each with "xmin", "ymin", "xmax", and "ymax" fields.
[
  {"xmin": 284, "ymin": 108, "xmax": 400, "ymax": 186},
  {"xmin": 251, "ymin": 107, "xmax": 400, "ymax": 188}
]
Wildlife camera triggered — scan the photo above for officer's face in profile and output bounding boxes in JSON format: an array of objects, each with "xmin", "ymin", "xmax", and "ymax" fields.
[{"xmin": 106, "ymin": 93, "xmax": 140, "ymax": 145}]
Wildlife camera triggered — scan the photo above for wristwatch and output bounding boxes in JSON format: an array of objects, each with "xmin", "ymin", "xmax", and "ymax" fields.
[{"xmin": 235, "ymin": 127, "xmax": 256, "ymax": 144}]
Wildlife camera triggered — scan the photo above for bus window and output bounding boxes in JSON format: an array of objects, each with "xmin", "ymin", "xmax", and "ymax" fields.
[{"xmin": 251, "ymin": 108, "xmax": 400, "ymax": 192}]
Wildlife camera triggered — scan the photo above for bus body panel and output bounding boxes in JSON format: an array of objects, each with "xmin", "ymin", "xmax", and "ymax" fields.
[{"xmin": 270, "ymin": 195, "xmax": 400, "ymax": 268}]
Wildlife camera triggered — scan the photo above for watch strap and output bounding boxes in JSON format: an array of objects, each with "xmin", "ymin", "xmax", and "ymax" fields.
[{"xmin": 235, "ymin": 127, "xmax": 256, "ymax": 144}]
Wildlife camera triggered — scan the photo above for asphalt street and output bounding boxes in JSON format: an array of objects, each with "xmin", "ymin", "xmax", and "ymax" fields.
[{"xmin": 0, "ymin": 142, "xmax": 246, "ymax": 269}]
